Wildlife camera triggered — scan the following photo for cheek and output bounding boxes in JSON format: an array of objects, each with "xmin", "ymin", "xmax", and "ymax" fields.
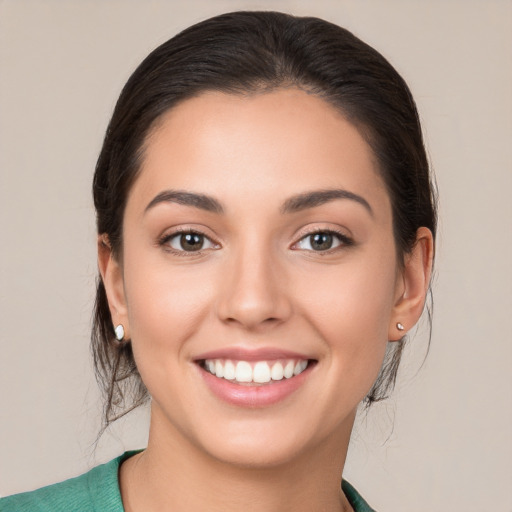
[
  {"xmin": 121, "ymin": 251, "xmax": 216, "ymax": 378},
  {"xmin": 120, "ymin": 260, "xmax": 219, "ymax": 425},
  {"xmin": 300, "ymin": 254, "xmax": 396, "ymax": 332},
  {"xmin": 124, "ymin": 245, "xmax": 213, "ymax": 327},
  {"xmin": 296, "ymin": 256, "xmax": 397, "ymax": 393}
]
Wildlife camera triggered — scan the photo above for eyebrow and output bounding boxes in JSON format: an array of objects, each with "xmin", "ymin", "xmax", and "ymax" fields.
[
  {"xmin": 144, "ymin": 188, "xmax": 372, "ymax": 217},
  {"xmin": 145, "ymin": 190, "xmax": 224, "ymax": 214},
  {"xmin": 281, "ymin": 189, "xmax": 373, "ymax": 216}
]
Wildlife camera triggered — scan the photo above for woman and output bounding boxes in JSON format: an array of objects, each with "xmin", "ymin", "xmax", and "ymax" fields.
[{"xmin": 1, "ymin": 11, "xmax": 435, "ymax": 512}]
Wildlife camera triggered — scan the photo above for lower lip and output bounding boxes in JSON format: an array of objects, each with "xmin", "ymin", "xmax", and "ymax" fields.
[{"xmin": 198, "ymin": 363, "xmax": 313, "ymax": 407}]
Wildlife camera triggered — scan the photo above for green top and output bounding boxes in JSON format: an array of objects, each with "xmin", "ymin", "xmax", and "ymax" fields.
[{"xmin": 0, "ymin": 452, "xmax": 375, "ymax": 511}]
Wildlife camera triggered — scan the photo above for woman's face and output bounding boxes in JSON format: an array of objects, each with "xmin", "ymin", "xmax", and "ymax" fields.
[{"xmin": 107, "ymin": 89, "xmax": 408, "ymax": 467}]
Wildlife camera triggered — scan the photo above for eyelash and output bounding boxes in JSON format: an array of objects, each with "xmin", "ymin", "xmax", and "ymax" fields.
[
  {"xmin": 292, "ymin": 228, "xmax": 354, "ymax": 253},
  {"xmin": 158, "ymin": 228, "xmax": 353, "ymax": 256},
  {"xmin": 158, "ymin": 229, "xmax": 219, "ymax": 256}
]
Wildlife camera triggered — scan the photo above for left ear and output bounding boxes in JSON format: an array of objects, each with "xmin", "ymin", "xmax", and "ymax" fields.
[{"xmin": 389, "ymin": 227, "xmax": 434, "ymax": 341}]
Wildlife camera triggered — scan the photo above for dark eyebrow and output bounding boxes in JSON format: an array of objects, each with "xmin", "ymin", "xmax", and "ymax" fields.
[
  {"xmin": 144, "ymin": 190, "xmax": 224, "ymax": 214},
  {"xmin": 281, "ymin": 189, "xmax": 373, "ymax": 216}
]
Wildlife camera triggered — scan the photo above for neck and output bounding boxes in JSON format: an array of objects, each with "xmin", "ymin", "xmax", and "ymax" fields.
[{"xmin": 120, "ymin": 405, "xmax": 356, "ymax": 512}]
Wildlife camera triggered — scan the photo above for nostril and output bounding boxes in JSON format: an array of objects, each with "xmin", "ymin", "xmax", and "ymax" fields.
[{"xmin": 224, "ymin": 315, "xmax": 282, "ymax": 328}]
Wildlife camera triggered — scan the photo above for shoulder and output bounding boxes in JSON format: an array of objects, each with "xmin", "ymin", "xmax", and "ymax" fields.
[
  {"xmin": 0, "ymin": 472, "xmax": 98, "ymax": 512},
  {"xmin": 342, "ymin": 480, "xmax": 377, "ymax": 512},
  {"xmin": 0, "ymin": 452, "xmax": 138, "ymax": 512}
]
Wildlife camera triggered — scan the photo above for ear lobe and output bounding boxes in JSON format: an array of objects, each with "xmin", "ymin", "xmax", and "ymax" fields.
[
  {"xmin": 98, "ymin": 235, "xmax": 129, "ymax": 336},
  {"xmin": 389, "ymin": 227, "xmax": 434, "ymax": 341}
]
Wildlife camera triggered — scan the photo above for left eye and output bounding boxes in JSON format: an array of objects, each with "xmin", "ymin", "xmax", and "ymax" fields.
[
  {"xmin": 296, "ymin": 231, "xmax": 345, "ymax": 251},
  {"xmin": 167, "ymin": 232, "xmax": 216, "ymax": 252}
]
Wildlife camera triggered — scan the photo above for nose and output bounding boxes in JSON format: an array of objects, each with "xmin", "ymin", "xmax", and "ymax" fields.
[{"xmin": 216, "ymin": 245, "xmax": 292, "ymax": 331}]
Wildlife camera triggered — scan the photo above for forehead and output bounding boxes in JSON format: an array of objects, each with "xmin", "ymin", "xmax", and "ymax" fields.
[{"xmin": 129, "ymin": 88, "xmax": 390, "ymax": 218}]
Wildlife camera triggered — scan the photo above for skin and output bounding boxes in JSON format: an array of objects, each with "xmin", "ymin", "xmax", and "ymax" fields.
[{"xmin": 99, "ymin": 88, "xmax": 434, "ymax": 512}]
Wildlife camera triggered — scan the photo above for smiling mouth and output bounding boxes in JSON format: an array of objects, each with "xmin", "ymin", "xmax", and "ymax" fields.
[{"xmin": 199, "ymin": 358, "xmax": 315, "ymax": 385}]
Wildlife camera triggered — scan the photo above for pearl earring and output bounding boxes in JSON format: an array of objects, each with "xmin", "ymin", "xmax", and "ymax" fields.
[
  {"xmin": 114, "ymin": 324, "xmax": 125, "ymax": 341},
  {"xmin": 396, "ymin": 322, "xmax": 405, "ymax": 331}
]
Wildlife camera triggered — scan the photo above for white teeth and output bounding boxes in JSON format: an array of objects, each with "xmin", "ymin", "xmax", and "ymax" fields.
[
  {"xmin": 204, "ymin": 358, "xmax": 310, "ymax": 383},
  {"xmin": 223, "ymin": 360, "xmax": 236, "ymax": 380},
  {"xmin": 215, "ymin": 360, "xmax": 224, "ymax": 378},
  {"xmin": 235, "ymin": 361, "xmax": 253, "ymax": 383},
  {"xmin": 271, "ymin": 362, "xmax": 284, "ymax": 381},
  {"xmin": 293, "ymin": 360, "xmax": 308, "ymax": 376},
  {"xmin": 284, "ymin": 361, "xmax": 294, "ymax": 379},
  {"xmin": 253, "ymin": 362, "xmax": 271, "ymax": 383}
]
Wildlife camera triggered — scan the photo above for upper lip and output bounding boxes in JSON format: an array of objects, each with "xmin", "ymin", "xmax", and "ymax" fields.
[{"xmin": 194, "ymin": 347, "xmax": 313, "ymax": 362}]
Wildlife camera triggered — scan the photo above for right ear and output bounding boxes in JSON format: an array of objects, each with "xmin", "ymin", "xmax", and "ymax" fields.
[{"xmin": 98, "ymin": 235, "xmax": 129, "ymax": 338}]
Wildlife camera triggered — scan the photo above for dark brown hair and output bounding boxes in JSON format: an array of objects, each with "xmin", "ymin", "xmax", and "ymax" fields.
[{"xmin": 92, "ymin": 11, "xmax": 437, "ymax": 431}]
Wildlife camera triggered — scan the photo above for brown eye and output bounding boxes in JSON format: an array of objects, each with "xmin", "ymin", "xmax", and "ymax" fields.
[
  {"xmin": 310, "ymin": 233, "xmax": 334, "ymax": 251},
  {"xmin": 180, "ymin": 233, "xmax": 203, "ymax": 251},
  {"xmin": 167, "ymin": 232, "xmax": 216, "ymax": 252},
  {"xmin": 295, "ymin": 231, "xmax": 350, "ymax": 252}
]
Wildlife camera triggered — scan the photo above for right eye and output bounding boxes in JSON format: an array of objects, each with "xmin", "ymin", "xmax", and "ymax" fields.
[{"xmin": 163, "ymin": 231, "xmax": 217, "ymax": 253}]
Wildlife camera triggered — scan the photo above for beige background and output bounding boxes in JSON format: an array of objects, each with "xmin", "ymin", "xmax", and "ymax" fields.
[{"xmin": 0, "ymin": 1, "xmax": 511, "ymax": 510}]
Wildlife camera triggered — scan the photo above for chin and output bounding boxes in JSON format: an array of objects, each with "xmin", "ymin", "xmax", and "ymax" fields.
[
  {"xmin": 189, "ymin": 411, "xmax": 345, "ymax": 471},
  {"xmin": 200, "ymin": 435, "xmax": 309, "ymax": 470}
]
